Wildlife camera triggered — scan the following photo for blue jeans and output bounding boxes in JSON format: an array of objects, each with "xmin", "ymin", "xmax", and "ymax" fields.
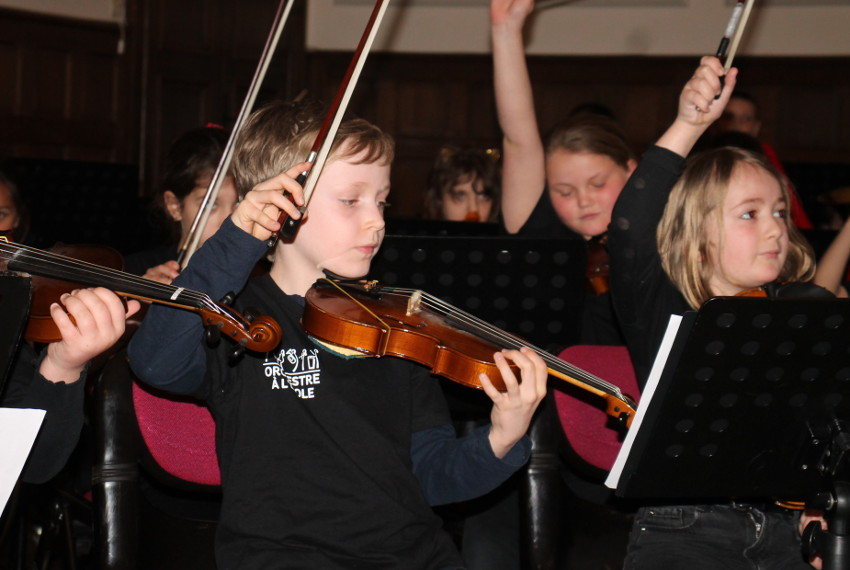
[{"xmin": 624, "ymin": 504, "xmax": 812, "ymax": 569}]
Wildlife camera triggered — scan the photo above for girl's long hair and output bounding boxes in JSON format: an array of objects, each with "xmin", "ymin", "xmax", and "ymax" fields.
[{"xmin": 657, "ymin": 147, "xmax": 815, "ymax": 309}]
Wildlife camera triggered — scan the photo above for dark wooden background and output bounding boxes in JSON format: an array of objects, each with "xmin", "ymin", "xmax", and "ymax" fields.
[{"xmin": 1, "ymin": 1, "xmax": 849, "ymax": 221}]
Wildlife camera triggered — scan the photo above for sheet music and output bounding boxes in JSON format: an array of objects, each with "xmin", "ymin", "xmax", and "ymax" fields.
[
  {"xmin": 0, "ymin": 407, "xmax": 46, "ymax": 515},
  {"xmin": 605, "ymin": 314, "xmax": 682, "ymax": 489}
]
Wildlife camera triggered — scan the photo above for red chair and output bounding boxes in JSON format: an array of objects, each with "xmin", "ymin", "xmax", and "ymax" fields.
[
  {"xmin": 520, "ymin": 345, "xmax": 640, "ymax": 569},
  {"xmin": 131, "ymin": 381, "xmax": 220, "ymax": 487},
  {"xmin": 92, "ymin": 350, "xmax": 220, "ymax": 570},
  {"xmin": 553, "ymin": 344, "xmax": 640, "ymax": 476}
]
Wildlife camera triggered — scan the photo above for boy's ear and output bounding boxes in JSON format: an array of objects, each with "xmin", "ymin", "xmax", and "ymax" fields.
[{"xmin": 163, "ymin": 191, "xmax": 182, "ymax": 222}]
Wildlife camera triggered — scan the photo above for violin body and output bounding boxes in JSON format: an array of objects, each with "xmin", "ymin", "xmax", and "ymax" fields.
[
  {"xmin": 585, "ymin": 236, "xmax": 610, "ymax": 296},
  {"xmin": 304, "ymin": 278, "xmax": 637, "ymax": 426},
  {"xmin": 305, "ymin": 281, "xmax": 512, "ymax": 390},
  {"xmin": 22, "ymin": 243, "xmax": 124, "ymax": 343}
]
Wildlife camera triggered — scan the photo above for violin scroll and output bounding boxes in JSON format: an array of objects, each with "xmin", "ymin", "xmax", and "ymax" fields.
[
  {"xmin": 0, "ymin": 237, "xmax": 282, "ymax": 353},
  {"xmin": 245, "ymin": 315, "xmax": 283, "ymax": 352},
  {"xmin": 198, "ymin": 307, "xmax": 282, "ymax": 353}
]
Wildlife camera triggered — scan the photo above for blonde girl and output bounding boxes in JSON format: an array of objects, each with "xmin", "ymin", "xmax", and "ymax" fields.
[{"xmin": 608, "ymin": 55, "xmax": 822, "ymax": 570}]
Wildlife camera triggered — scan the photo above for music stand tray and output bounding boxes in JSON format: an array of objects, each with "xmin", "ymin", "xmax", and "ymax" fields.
[{"xmin": 609, "ymin": 296, "xmax": 850, "ymax": 503}]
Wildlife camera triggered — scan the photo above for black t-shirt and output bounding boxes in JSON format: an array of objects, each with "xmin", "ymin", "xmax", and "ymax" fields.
[
  {"xmin": 608, "ymin": 146, "xmax": 692, "ymax": 388},
  {"xmin": 1, "ymin": 343, "xmax": 86, "ymax": 483},
  {"xmin": 198, "ymin": 275, "xmax": 461, "ymax": 570}
]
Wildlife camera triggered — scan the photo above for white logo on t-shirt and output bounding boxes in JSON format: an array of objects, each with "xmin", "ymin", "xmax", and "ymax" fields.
[{"xmin": 263, "ymin": 347, "xmax": 321, "ymax": 399}]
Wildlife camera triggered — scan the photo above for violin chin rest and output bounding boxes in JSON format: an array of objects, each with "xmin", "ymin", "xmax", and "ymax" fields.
[{"xmin": 308, "ymin": 336, "xmax": 371, "ymax": 359}]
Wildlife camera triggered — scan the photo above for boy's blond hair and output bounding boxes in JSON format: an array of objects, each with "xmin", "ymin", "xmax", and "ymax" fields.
[
  {"xmin": 232, "ymin": 98, "xmax": 394, "ymax": 197},
  {"xmin": 657, "ymin": 147, "xmax": 815, "ymax": 309}
]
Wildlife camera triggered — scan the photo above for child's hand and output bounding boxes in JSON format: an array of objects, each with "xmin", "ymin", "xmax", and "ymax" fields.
[
  {"xmin": 678, "ymin": 56, "xmax": 738, "ymax": 127},
  {"xmin": 480, "ymin": 346, "xmax": 548, "ymax": 459},
  {"xmin": 491, "ymin": 0, "xmax": 534, "ymax": 30},
  {"xmin": 41, "ymin": 288, "xmax": 140, "ymax": 384},
  {"xmin": 142, "ymin": 260, "xmax": 181, "ymax": 284},
  {"xmin": 657, "ymin": 56, "xmax": 739, "ymax": 157},
  {"xmin": 799, "ymin": 509, "xmax": 826, "ymax": 569},
  {"xmin": 231, "ymin": 162, "xmax": 310, "ymax": 240}
]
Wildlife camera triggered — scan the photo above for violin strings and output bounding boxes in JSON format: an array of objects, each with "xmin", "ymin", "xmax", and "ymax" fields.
[
  {"xmin": 379, "ymin": 286, "xmax": 622, "ymax": 397},
  {"xmin": 0, "ymin": 242, "xmax": 223, "ymax": 315}
]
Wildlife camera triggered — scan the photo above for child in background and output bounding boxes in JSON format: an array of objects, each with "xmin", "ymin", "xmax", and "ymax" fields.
[
  {"xmin": 124, "ymin": 125, "xmax": 239, "ymax": 284},
  {"xmin": 608, "ymin": 55, "xmax": 822, "ymax": 570},
  {"xmin": 128, "ymin": 99, "xmax": 548, "ymax": 569},
  {"xmin": 490, "ymin": 0, "xmax": 636, "ymax": 346},
  {"xmin": 490, "ymin": 0, "xmax": 637, "ymax": 240},
  {"xmin": 1, "ymin": 165, "xmax": 138, "ymax": 482},
  {"xmin": 0, "ymin": 168, "xmax": 30, "ymax": 241},
  {"xmin": 423, "ymin": 146, "xmax": 501, "ymax": 223}
]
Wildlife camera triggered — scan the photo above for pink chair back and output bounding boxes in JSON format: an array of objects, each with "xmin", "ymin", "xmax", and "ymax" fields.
[
  {"xmin": 553, "ymin": 345, "xmax": 640, "ymax": 471},
  {"xmin": 131, "ymin": 382, "xmax": 221, "ymax": 486}
]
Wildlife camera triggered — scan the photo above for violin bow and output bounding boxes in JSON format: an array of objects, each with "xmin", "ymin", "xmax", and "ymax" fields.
[
  {"xmin": 178, "ymin": 0, "xmax": 298, "ymax": 267},
  {"xmin": 269, "ymin": 0, "xmax": 392, "ymax": 246},
  {"xmin": 716, "ymin": 0, "xmax": 755, "ymax": 74}
]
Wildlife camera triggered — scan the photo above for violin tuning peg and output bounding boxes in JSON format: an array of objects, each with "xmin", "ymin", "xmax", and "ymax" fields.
[
  {"xmin": 218, "ymin": 291, "xmax": 237, "ymax": 306},
  {"xmin": 229, "ymin": 340, "xmax": 247, "ymax": 363},
  {"xmin": 243, "ymin": 306, "xmax": 259, "ymax": 323},
  {"xmin": 205, "ymin": 323, "xmax": 223, "ymax": 347}
]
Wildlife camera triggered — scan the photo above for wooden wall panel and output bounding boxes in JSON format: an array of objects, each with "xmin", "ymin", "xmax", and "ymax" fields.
[
  {"xmin": 1, "ymin": 1, "xmax": 847, "ymax": 220},
  {"xmin": 302, "ymin": 53, "xmax": 850, "ymax": 218},
  {"xmin": 139, "ymin": 0, "xmax": 305, "ymax": 195},
  {"xmin": 0, "ymin": 8, "xmax": 133, "ymax": 162}
]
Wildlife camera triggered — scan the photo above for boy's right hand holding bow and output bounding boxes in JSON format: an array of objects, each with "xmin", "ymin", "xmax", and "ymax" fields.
[{"xmin": 230, "ymin": 162, "xmax": 311, "ymax": 241}]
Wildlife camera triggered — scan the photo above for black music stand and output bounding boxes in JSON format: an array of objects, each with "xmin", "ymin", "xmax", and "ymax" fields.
[
  {"xmin": 0, "ymin": 273, "xmax": 32, "ymax": 395},
  {"xmin": 608, "ymin": 296, "xmax": 850, "ymax": 569},
  {"xmin": 383, "ymin": 218, "xmax": 502, "ymax": 238},
  {"xmin": 369, "ymin": 234, "xmax": 586, "ymax": 350}
]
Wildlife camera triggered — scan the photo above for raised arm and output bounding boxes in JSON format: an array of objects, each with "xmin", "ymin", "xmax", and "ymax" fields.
[
  {"xmin": 491, "ymin": 0, "xmax": 546, "ymax": 233},
  {"xmin": 657, "ymin": 56, "xmax": 738, "ymax": 158},
  {"xmin": 814, "ymin": 217, "xmax": 850, "ymax": 297}
]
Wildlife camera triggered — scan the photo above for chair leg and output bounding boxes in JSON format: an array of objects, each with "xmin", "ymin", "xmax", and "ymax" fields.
[
  {"xmin": 0, "ymin": 483, "xmax": 25, "ymax": 570},
  {"xmin": 520, "ymin": 397, "xmax": 565, "ymax": 570},
  {"xmin": 33, "ymin": 492, "xmax": 78, "ymax": 570}
]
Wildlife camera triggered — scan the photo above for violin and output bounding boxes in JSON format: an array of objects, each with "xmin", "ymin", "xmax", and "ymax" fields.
[
  {"xmin": 303, "ymin": 277, "xmax": 637, "ymax": 427},
  {"xmin": 735, "ymin": 282, "xmax": 835, "ymax": 299},
  {"xmin": 585, "ymin": 235, "xmax": 610, "ymax": 296},
  {"xmin": 0, "ymin": 237, "xmax": 281, "ymax": 351},
  {"xmin": 22, "ymin": 242, "xmax": 124, "ymax": 343}
]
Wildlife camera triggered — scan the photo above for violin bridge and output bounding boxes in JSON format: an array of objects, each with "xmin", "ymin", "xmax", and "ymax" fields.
[{"xmin": 406, "ymin": 290, "xmax": 422, "ymax": 316}]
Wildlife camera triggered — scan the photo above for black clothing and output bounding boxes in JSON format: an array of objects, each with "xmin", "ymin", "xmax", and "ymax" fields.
[
  {"xmin": 607, "ymin": 145, "xmax": 687, "ymax": 389},
  {"xmin": 123, "ymin": 244, "xmax": 178, "ymax": 276},
  {"xmin": 129, "ymin": 218, "xmax": 530, "ymax": 570},
  {"xmin": 2, "ymin": 344, "xmax": 86, "ymax": 483},
  {"xmin": 608, "ymin": 145, "xmax": 816, "ymax": 570}
]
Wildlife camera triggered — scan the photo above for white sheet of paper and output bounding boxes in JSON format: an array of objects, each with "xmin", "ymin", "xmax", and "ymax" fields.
[
  {"xmin": 0, "ymin": 407, "xmax": 46, "ymax": 516},
  {"xmin": 605, "ymin": 314, "xmax": 682, "ymax": 489}
]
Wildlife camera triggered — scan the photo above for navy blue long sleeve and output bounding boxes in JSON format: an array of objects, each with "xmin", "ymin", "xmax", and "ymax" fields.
[
  {"xmin": 128, "ymin": 218, "xmax": 267, "ymax": 393},
  {"xmin": 412, "ymin": 423, "xmax": 529, "ymax": 505}
]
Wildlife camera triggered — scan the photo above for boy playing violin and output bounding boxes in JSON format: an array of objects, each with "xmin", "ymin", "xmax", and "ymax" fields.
[{"xmin": 128, "ymin": 99, "xmax": 548, "ymax": 570}]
